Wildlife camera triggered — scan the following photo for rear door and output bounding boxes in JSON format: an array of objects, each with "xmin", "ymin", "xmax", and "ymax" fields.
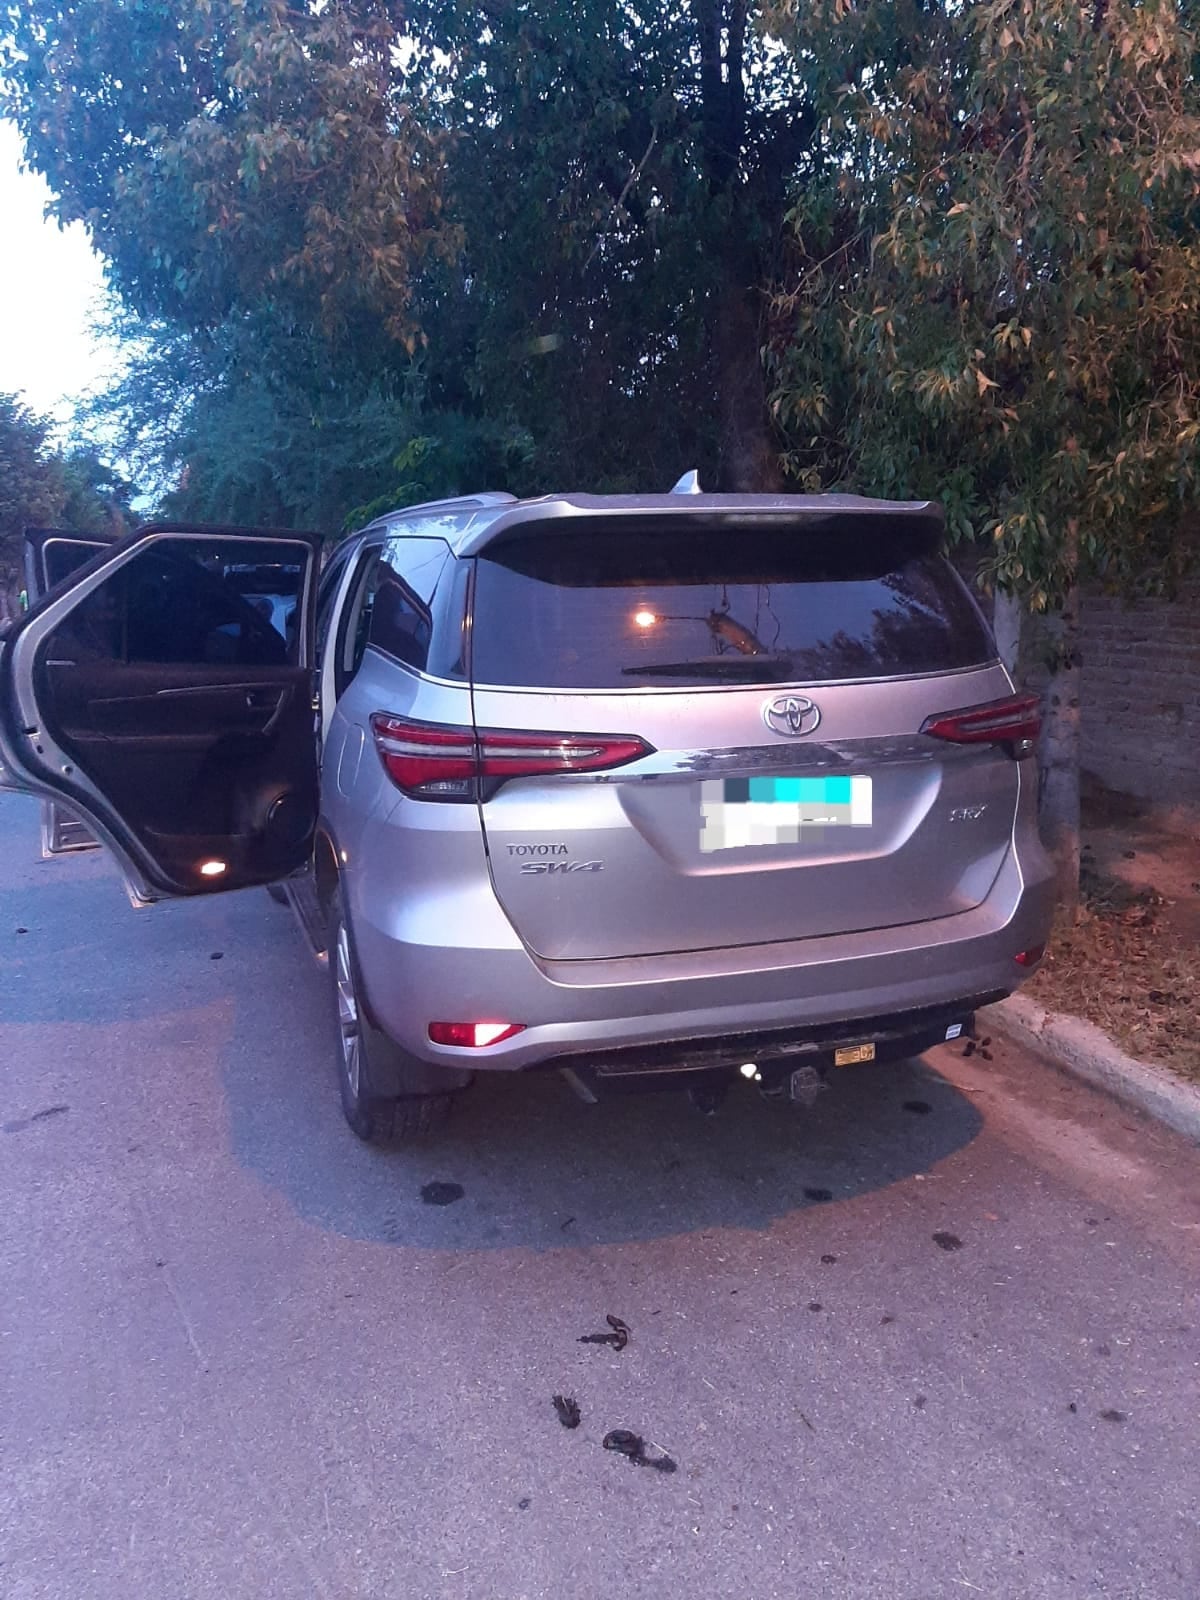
[
  {"xmin": 469, "ymin": 510, "xmax": 1019, "ymax": 961},
  {"xmin": 0, "ymin": 523, "xmax": 322, "ymax": 902}
]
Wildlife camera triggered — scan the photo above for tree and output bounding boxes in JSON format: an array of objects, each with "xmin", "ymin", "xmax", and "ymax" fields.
[
  {"xmin": 0, "ymin": 394, "xmax": 66, "ymax": 619},
  {"xmin": 77, "ymin": 306, "xmax": 533, "ymax": 532},
  {"xmin": 2, "ymin": 0, "xmax": 457, "ymax": 349},
  {"xmin": 0, "ymin": 395, "xmax": 138, "ymax": 620},
  {"xmin": 766, "ymin": 0, "xmax": 1200, "ymax": 906},
  {"xmin": 59, "ymin": 448, "xmax": 137, "ymax": 536},
  {"xmin": 410, "ymin": 0, "xmax": 815, "ymax": 488},
  {"xmin": 4, "ymin": 2, "xmax": 821, "ymax": 499}
]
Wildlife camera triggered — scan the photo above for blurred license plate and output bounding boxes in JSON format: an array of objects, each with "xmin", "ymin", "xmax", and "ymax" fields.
[
  {"xmin": 700, "ymin": 775, "xmax": 872, "ymax": 852},
  {"xmin": 834, "ymin": 1042, "xmax": 876, "ymax": 1067}
]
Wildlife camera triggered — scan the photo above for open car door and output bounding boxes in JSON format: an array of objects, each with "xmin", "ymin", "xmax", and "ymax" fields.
[
  {"xmin": 0, "ymin": 523, "xmax": 321, "ymax": 904},
  {"xmin": 23, "ymin": 528, "xmax": 119, "ymax": 854}
]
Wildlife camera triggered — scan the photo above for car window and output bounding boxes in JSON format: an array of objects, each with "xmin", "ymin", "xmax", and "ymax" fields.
[
  {"xmin": 223, "ymin": 561, "xmax": 303, "ymax": 647},
  {"xmin": 41, "ymin": 537, "xmax": 304, "ymax": 669},
  {"xmin": 334, "ymin": 547, "xmax": 384, "ymax": 696},
  {"xmin": 367, "ymin": 536, "xmax": 456, "ymax": 674},
  {"xmin": 470, "ymin": 517, "xmax": 994, "ymax": 689},
  {"xmin": 41, "ymin": 537, "xmax": 109, "ymax": 592}
]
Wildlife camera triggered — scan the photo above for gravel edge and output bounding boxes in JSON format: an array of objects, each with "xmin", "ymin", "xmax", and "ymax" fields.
[{"xmin": 985, "ymin": 994, "xmax": 1200, "ymax": 1145}]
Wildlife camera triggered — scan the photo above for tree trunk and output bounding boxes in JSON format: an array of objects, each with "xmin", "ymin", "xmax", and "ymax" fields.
[
  {"xmin": 992, "ymin": 587, "xmax": 1022, "ymax": 676},
  {"xmin": 1038, "ymin": 580, "xmax": 1082, "ymax": 916},
  {"xmin": 0, "ymin": 567, "xmax": 21, "ymax": 627},
  {"xmin": 714, "ymin": 276, "xmax": 784, "ymax": 491},
  {"xmin": 695, "ymin": 1, "xmax": 782, "ymax": 493}
]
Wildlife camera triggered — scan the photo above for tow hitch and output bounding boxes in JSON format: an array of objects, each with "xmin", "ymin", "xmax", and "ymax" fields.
[
  {"xmin": 750, "ymin": 1060, "xmax": 829, "ymax": 1107},
  {"xmin": 786, "ymin": 1062, "xmax": 829, "ymax": 1109}
]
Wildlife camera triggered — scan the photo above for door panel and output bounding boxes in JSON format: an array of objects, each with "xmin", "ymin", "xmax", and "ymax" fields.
[{"xmin": 0, "ymin": 525, "xmax": 322, "ymax": 899}]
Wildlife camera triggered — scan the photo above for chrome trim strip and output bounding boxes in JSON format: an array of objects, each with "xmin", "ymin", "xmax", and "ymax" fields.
[{"xmin": 464, "ymin": 659, "xmax": 1003, "ymax": 697}]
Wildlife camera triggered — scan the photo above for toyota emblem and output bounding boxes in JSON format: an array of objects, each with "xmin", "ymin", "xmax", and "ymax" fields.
[{"xmin": 763, "ymin": 694, "xmax": 821, "ymax": 737}]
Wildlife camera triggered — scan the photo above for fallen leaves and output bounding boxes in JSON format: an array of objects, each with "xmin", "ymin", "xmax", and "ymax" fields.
[{"xmin": 1029, "ymin": 866, "xmax": 1200, "ymax": 1082}]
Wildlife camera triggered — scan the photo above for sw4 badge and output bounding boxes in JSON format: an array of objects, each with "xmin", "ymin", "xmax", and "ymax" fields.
[{"xmin": 519, "ymin": 860, "xmax": 605, "ymax": 875}]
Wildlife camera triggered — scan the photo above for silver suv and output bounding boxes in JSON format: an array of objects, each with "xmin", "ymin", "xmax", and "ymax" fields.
[{"xmin": 0, "ymin": 488, "xmax": 1054, "ymax": 1142}]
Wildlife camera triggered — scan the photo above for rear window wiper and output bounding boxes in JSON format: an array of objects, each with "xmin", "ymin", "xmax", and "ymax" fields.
[{"xmin": 621, "ymin": 656, "xmax": 795, "ymax": 681}]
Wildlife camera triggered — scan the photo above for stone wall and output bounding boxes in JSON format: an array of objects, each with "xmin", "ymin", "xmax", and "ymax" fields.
[
  {"xmin": 991, "ymin": 573, "xmax": 1200, "ymax": 820},
  {"xmin": 964, "ymin": 541, "xmax": 1198, "ymax": 818},
  {"xmin": 1076, "ymin": 579, "xmax": 1200, "ymax": 816}
]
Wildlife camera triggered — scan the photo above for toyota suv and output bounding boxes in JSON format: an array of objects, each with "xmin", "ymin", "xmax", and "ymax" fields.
[{"xmin": 0, "ymin": 486, "xmax": 1054, "ymax": 1142}]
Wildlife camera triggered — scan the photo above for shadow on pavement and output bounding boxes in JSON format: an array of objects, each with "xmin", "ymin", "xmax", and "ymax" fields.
[
  {"xmin": 0, "ymin": 794, "xmax": 984, "ymax": 1251},
  {"xmin": 221, "ymin": 957, "xmax": 984, "ymax": 1250}
]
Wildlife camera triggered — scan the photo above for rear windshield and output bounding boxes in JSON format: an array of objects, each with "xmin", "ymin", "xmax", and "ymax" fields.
[{"xmin": 470, "ymin": 518, "xmax": 994, "ymax": 689}]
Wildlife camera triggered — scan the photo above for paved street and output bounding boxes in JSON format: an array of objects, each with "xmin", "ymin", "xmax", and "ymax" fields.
[{"xmin": 1, "ymin": 791, "xmax": 1198, "ymax": 1600}]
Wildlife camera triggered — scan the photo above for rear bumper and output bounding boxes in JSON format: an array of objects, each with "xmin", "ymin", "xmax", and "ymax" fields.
[
  {"xmin": 350, "ymin": 835, "xmax": 1055, "ymax": 1074},
  {"xmin": 545, "ymin": 995, "xmax": 992, "ymax": 1093}
]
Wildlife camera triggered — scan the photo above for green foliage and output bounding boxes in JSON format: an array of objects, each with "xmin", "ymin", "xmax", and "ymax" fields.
[
  {"xmin": 0, "ymin": 395, "xmax": 134, "ymax": 616},
  {"xmin": 59, "ymin": 447, "xmax": 137, "ymax": 535},
  {"xmin": 78, "ymin": 307, "xmax": 533, "ymax": 534},
  {"xmin": 2, "ymin": 0, "xmax": 457, "ymax": 349},
  {"xmin": 4, "ymin": 2, "xmax": 816, "ymax": 506},
  {"xmin": 410, "ymin": 0, "xmax": 814, "ymax": 488},
  {"xmin": 0, "ymin": 394, "xmax": 65, "ymax": 611},
  {"xmin": 766, "ymin": 0, "xmax": 1200, "ymax": 607},
  {"xmin": 345, "ymin": 419, "xmax": 535, "ymax": 527}
]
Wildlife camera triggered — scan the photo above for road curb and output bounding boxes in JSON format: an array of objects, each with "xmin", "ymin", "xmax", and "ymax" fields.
[{"xmin": 984, "ymin": 994, "xmax": 1200, "ymax": 1145}]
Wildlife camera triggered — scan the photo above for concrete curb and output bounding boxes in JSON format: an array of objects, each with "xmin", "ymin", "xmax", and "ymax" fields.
[{"xmin": 985, "ymin": 994, "xmax": 1200, "ymax": 1145}]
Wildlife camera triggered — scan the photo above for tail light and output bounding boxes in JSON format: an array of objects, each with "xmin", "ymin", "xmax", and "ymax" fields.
[
  {"xmin": 921, "ymin": 692, "xmax": 1041, "ymax": 755},
  {"xmin": 1014, "ymin": 944, "xmax": 1046, "ymax": 968},
  {"xmin": 429, "ymin": 1021, "xmax": 525, "ymax": 1048},
  {"xmin": 370, "ymin": 714, "xmax": 653, "ymax": 800}
]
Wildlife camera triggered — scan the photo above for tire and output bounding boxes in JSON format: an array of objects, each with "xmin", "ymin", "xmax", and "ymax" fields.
[
  {"xmin": 327, "ymin": 887, "xmax": 458, "ymax": 1144},
  {"xmin": 265, "ymin": 883, "xmax": 289, "ymax": 905}
]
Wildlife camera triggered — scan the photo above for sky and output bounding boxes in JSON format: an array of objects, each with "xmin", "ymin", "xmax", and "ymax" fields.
[{"xmin": 0, "ymin": 119, "xmax": 116, "ymax": 428}]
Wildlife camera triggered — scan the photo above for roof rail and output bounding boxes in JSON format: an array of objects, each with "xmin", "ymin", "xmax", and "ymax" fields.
[
  {"xmin": 386, "ymin": 490, "xmax": 519, "ymax": 519},
  {"xmin": 670, "ymin": 469, "xmax": 702, "ymax": 495}
]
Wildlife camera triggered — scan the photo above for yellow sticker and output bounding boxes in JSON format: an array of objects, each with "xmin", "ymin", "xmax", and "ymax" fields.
[{"xmin": 834, "ymin": 1042, "xmax": 876, "ymax": 1067}]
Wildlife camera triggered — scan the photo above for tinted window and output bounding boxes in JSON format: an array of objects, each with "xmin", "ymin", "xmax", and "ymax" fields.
[
  {"xmin": 43, "ymin": 537, "xmax": 306, "ymax": 668},
  {"xmin": 43, "ymin": 537, "xmax": 109, "ymax": 591},
  {"xmin": 222, "ymin": 560, "xmax": 302, "ymax": 642},
  {"xmin": 367, "ymin": 536, "xmax": 457, "ymax": 674},
  {"xmin": 471, "ymin": 519, "xmax": 993, "ymax": 689},
  {"xmin": 334, "ymin": 547, "xmax": 383, "ymax": 694}
]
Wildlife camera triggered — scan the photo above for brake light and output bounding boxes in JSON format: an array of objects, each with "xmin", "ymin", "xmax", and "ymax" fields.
[
  {"xmin": 1015, "ymin": 944, "xmax": 1046, "ymax": 968},
  {"xmin": 428, "ymin": 1022, "xmax": 526, "ymax": 1048},
  {"xmin": 921, "ymin": 693, "xmax": 1041, "ymax": 753},
  {"xmin": 370, "ymin": 714, "xmax": 653, "ymax": 800}
]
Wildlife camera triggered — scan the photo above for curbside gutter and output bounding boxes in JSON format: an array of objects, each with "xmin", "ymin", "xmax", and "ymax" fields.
[{"xmin": 985, "ymin": 994, "xmax": 1200, "ymax": 1145}]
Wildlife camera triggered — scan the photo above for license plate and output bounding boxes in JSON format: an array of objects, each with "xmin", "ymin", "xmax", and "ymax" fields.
[
  {"xmin": 699, "ymin": 775, "xmax": 873, "ymax": 852},
  {"xmin": 834, "ymin": 1042, "xmax": 876, "ymax": 1067}
]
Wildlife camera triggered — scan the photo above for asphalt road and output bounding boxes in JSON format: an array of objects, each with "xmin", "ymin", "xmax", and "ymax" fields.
[{"xmin": 2, "ymin": 791, "xmax": 1198, "ymax": 1600}]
